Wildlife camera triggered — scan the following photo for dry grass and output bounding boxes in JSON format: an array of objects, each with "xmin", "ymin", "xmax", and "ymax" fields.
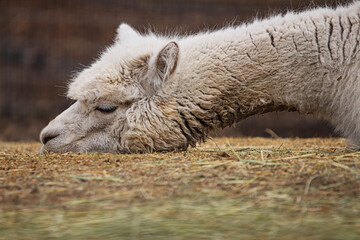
[{"xmin": 0, "ymin": 138, "xmax": 359, "ymax": 239}]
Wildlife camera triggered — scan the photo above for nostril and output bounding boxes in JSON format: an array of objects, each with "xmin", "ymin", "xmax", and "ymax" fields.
[
  {"xmin": 41, "ymin": 132, "xmax": 60, "ymax": 145},
  {"xmin": 43, "ymin": 135, "xmax": 57, "ymax": 145}
]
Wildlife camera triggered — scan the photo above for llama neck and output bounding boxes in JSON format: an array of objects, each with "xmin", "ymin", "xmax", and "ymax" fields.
[
  {"xmin": 125, "ymin": 3, "xmax": 360, "ymax": 152},
  {"xmin": 169, "ymin": 3, "xmax": 359, "ymax": 121}
]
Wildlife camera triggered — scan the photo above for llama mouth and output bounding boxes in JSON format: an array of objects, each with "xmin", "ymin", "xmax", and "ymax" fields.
[
  {"xmin": 40, "ymin": 140, "xmax": 79, "ymax": 154},
  {"xmin": 40, "ymin": 126, "xmax": 82, "ymax": 153}
]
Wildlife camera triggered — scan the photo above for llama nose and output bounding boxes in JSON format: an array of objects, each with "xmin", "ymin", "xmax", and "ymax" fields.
[{"xmin": 40, "ymin": 130, "xmax": 60, "ymax": 145}]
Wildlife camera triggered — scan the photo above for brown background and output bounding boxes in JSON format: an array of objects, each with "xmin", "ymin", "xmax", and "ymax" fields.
[{"xmin": 1, "ymin": 0, "xmax": 351, "ymax": 141}]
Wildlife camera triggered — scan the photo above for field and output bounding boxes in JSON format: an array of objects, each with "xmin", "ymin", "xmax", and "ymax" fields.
[{"xmin": 1, "ymin": 138, "xmax": 359, "ymax": 239}]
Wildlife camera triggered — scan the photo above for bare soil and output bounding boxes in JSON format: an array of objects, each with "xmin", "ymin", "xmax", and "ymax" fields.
[{"xmin": 1, "ymin": 138, "xmax": 359, "ymax": 208}]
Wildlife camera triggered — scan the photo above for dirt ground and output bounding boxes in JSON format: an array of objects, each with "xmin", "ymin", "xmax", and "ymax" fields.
[
  {"xmin": 1, "ymin": 137, "xmax": 359, "ymax": 208},
  {"xmin": 0, "ymin": 138, "xmax": 359, "ymax": 239}
]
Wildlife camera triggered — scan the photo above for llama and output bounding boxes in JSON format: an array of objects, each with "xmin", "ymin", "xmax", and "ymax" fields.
[{"xmin": 40, "ymin": 2, "xmax": 360, "ymax": 153}]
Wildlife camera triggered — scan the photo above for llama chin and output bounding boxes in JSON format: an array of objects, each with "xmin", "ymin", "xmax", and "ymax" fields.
[{"xmin": 40, "ymin": 2, "xmax": 360, "ymax": 153}]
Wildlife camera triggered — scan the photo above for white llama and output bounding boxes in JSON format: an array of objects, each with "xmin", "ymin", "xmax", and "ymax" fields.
[{"xmin": 40, "ymin": 2, "xmax": 360, "ymax": 153}]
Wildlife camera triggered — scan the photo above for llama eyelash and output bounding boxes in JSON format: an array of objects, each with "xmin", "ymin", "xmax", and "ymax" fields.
[{"xmin": 95, "ymin": 105, "xmax": 118, "ymax": 114}]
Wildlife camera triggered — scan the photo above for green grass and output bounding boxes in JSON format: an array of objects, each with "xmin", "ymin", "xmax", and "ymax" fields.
[{"xmin": 1, "ymin": 197, "xmax": 359, "ymax": 240}]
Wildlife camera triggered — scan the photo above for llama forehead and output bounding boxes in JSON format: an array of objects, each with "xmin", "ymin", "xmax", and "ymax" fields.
[
  {"xmin": 67, "ymin": 63, "xmax": 131, "ymax": 101},
  {"xmin": 67, "ymin": 30, "xmax": 182, "ymax": 103},
  {"xmin": 67, "ymin": 39, "xmax": 160, "ymax": 102}
]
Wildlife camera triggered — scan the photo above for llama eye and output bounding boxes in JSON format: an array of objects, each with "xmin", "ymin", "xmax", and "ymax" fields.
[{"xmin": 95, "ymin": 105, "xmax": 118, "ymax": 114}]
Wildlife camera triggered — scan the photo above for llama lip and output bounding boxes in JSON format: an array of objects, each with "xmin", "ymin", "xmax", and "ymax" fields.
[
  {"xmin": 40, "ymin": 143, "xmax": 77, "ymax": 154},
  {"xmin": 40, "ymin": 134, "xmax": 80, "ymax": 153},
  {"xmin": 40, "ymin": 126, "xmax": 72, "ymax": 153},
  {"xmin": 40, "ymin": 144, "xmax": 45, "ymax": 153}
]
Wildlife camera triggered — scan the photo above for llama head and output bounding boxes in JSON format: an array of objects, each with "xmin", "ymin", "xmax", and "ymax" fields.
[{"xmin": 40, "ymin": 24, "xmax": 179, "ymax": 153}]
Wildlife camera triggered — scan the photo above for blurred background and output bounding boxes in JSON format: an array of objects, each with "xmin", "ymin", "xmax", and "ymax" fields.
[{"xmin": 1, "ymin": 0, "xmax": 351, "ymax": 141}]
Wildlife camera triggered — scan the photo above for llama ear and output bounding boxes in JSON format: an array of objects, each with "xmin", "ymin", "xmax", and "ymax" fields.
[
  {"xmin": 142, "ymin": 41, "xmax": 179, "ymax": 95},
  {"xmin": 116, "ymin": 23, "xmax": 139, "ymax": 42},
  {"xmin": 154, "ymin": 41, "xmax": 179, "ymax": 81}
]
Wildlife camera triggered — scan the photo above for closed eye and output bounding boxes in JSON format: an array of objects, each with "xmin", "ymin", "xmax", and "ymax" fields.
[{"xmin": 95, "ymin": 105, "xmax": 118, "ymax": 113}]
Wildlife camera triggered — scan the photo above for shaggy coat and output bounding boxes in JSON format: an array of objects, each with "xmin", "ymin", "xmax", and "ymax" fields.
[{"xmin": 40, "ymin": 2, "xmax": 360, "ymax": 153}]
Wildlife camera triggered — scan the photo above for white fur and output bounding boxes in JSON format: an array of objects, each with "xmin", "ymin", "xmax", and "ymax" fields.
[{"xmin": 40, "ymin": 2, "xmax": 360, "ymax": 153}]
